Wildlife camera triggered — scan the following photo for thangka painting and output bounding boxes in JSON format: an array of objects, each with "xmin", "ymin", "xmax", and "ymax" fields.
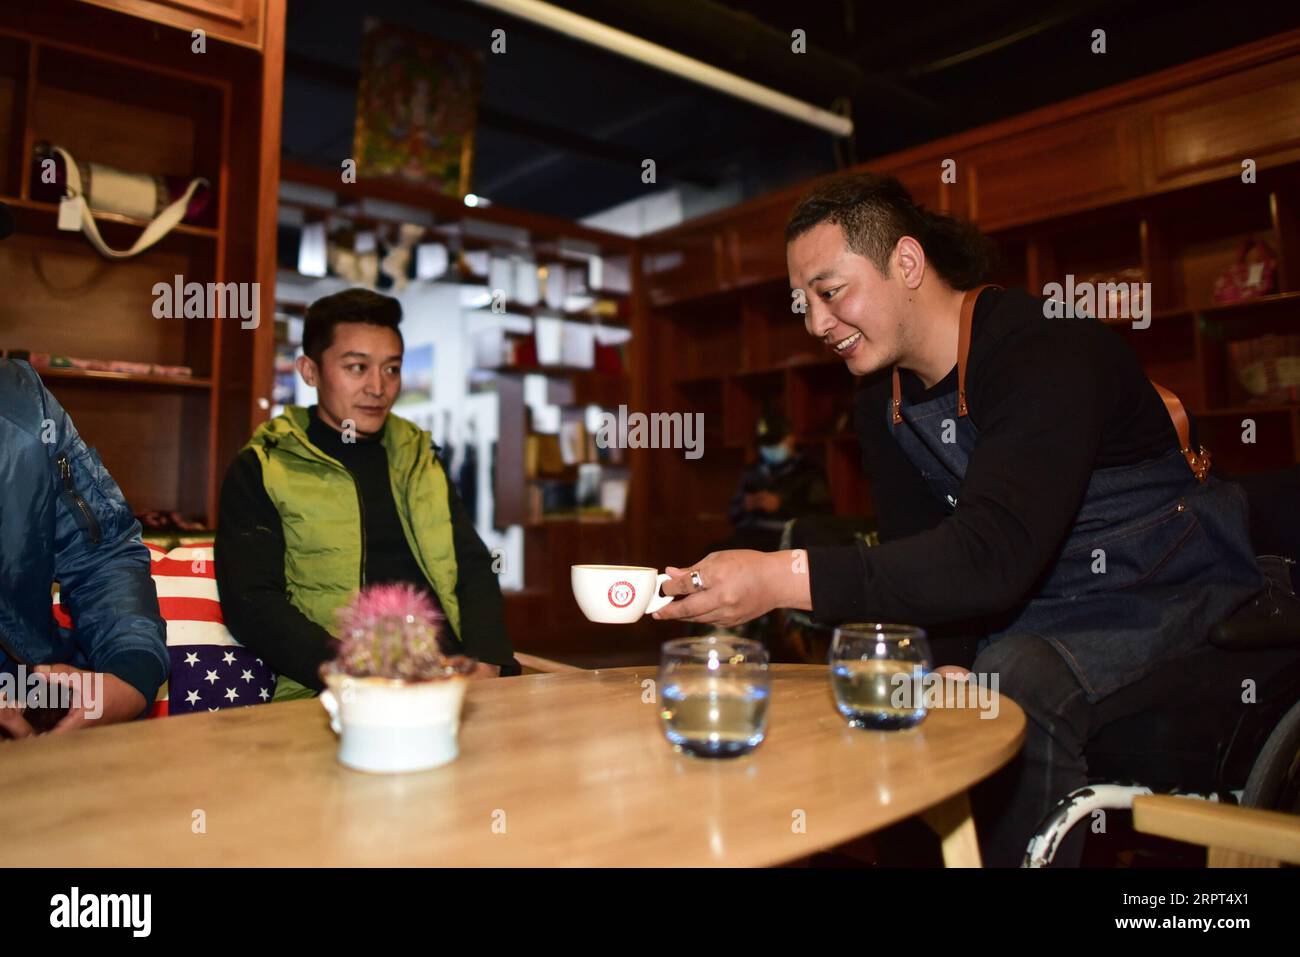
[{"xmin": 353, "ymin": 19, "xmax": 480, "ymax": 197}]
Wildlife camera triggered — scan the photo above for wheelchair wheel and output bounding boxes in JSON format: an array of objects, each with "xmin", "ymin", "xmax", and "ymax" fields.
[{"xmin": 1242, "ymin": 697, "xmax": 1300, "ymax": 813}]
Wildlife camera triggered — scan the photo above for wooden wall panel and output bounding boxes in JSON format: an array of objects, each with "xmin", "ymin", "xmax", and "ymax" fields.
[
  {"xmin": 1146, "ymin": 57, "xmax": 1300, "ymax": 190},
  {"xmin": 0, "ymin": 235, "xmax": 193, "ymax": 365},
  {"xmin": 889, "ymin": 159, "xmax": 950, "ymax": 213},
  {"xmin": 642, "ymin": 225, "xmax": 726, "ymax": 306},
  {"xmin": 42, "ymin": 383, "xmax": 197, "ymax": 514},
  {"xmin": 74, "ymin": 0, "xmax": 264, "ymax": 50},
  {"xmin": 0, "ymin": 37, "xmax": 22, "ymax": 196},
  {"xmin": 728, "ymin": 195, "xmax": 793, "ymax": 287},
  {"xmin": 965, "ymin": 111, "xmax": 1143, "ymax": 231}
]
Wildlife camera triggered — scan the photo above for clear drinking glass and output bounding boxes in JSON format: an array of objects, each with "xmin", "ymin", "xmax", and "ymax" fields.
[
  {"xmin": 829, "ymin": 623, "xmax": 932, "ymax": 730},
  {"xmin": 658, "ymin": 636, "xmax": 770, "ymax": 758}
]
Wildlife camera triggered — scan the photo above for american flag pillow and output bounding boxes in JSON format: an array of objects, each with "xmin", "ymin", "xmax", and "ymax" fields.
[
  {"xmin": 54, "ymin": 542, "xmax": 277, "ymax": 716},
  {"xmin": 146, "ymin": 543, "xmax": 277, "ymax": 716}
]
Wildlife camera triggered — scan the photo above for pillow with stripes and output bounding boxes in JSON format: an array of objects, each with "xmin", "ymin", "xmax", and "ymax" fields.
[{"xmin": 54, "ymin": 542, "xmax": 277, "ymax": 716}]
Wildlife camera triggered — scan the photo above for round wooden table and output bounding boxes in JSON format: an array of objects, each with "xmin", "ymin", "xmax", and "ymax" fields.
[{"xmin": 0, "ymin": 664, "xmax": 1024, "ymax": 866}]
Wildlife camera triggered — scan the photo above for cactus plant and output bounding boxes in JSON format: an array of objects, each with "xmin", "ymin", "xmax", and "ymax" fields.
[{"xmin": 323, "ymin": 583, "xmax": 462, "ymax": 682}]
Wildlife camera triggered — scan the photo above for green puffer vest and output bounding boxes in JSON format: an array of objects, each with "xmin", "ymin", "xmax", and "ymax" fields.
[{"xmin": 243, "ymin": 407, "xmax": 461, "ymax": 700}]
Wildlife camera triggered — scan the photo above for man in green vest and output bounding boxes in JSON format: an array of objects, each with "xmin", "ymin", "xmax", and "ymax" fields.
[{"xmin": 216, "ymin": 289, "xmax": 516, "ymax": 700}]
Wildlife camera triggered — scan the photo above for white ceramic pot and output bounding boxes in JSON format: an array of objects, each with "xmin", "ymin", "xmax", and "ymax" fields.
[{"xmin": 320, "ymin": 673, "xmax": 468, "ymax": 774}]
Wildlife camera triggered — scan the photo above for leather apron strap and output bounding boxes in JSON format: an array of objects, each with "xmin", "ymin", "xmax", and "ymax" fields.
[
  {"xmin": 890, "ymin": 284, "xmax": 1212, "ymax": 483},
  {"xmin": 892, "ymin": 284, "xmax": 1000, "ymax": 425},
  {"xmin": 1151, "ymin": 381, "xmax": 1212, "ymax": 482}
]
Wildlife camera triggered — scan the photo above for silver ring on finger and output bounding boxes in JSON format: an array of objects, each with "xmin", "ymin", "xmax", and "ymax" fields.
[{"xmin": 690, "ymin": 569, "xmax": 705, "ymax": 591}]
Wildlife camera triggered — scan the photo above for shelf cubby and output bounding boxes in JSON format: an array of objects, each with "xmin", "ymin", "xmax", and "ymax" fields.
[
  {"xmin": 788, "ymin": 361, "xmax": 856, "ymax": 438},
  {"xmin": 724, "ymin": 369, "xmax": 783, "ymax": 449},
  {"xmin": 0, "ymin": 34, "xmax": 29, "ymax": 199},
  {"xmin": 826, "ymin": 433, "xmax": 873, "ymax": 518},
  {"xmin": 1033, "ymin": 207, "xmax": 1145, "ymax": 293},
  {"xmin": 1197, "ymin": 296, "xmax": 1300, "ymax": 410},
  {"xmin": 1143, "ymin": 178, "xmax": 1284, "ymax": 314},
  {"xmin": 656, "ymin": 296, "xmax": 743, "ymax": 382},
  {"xmin": 0, "ymin": 7, "xmax": 272, "ymax": 527},
  {"xmin": 742, "ymin": 280, "xmax": 820, "ymax": 370},
  {"xmin": 30, "ymin": 44, "xmax": 225, "ymax": 193},
  {"xmin": 1196, "ymin": 406, "xmax": 1298, "ymax": 475}
]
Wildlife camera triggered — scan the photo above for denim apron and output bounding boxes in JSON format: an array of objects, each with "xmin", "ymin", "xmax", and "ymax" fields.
[{"xmin": 887, "ymin": 287, "xmax": 1262, "ymax": 702}]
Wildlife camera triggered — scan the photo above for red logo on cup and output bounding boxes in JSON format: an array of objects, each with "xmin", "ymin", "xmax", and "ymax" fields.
[{"xmin": 608, "ymin": 581, "xmax": 636, "ymax": 608}]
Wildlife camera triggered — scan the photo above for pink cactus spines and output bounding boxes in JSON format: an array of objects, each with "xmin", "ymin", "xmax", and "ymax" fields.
[
  {"xmin": 326, "ymin": 583, "xmax": 456, "ymax": 681},
  {"xmin": 339, "ymin": 583, "xmax": 442, "ymax": 634}
]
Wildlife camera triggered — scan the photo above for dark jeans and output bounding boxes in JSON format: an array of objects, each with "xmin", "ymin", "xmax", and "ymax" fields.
[
  {"xmin": 968, "ymin": 633, "xmax": 1212, "ymax": 867},
  {"xmin": 968, "ymin": 625, "xmax": 1300, "ymax": 867},
  {"xmin": 969, "ymin": 634, "xmax": 1094, "ymax": 867}
]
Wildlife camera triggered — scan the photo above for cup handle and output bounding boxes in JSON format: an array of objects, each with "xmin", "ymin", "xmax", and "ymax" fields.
[
  {"xmin": 319, "ymin": 689, "xmax": 342, "ymax": 735},
  {"xmin": 644, "ymin": 573, "xmax": 674, "ymax": 616}
]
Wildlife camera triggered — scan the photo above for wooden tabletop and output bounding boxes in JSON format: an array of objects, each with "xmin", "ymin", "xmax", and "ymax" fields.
[{"xmin": 0, "ymin": 665, "xmax": 1024, "ymax": 866}]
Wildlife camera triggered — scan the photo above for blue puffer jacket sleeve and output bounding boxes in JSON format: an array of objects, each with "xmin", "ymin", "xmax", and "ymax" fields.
[{"xmin": 23, "ymin": 363, "xmax": 168, "ymax": 709}]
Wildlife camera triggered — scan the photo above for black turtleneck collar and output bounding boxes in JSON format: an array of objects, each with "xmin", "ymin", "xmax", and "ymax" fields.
[{"xmin": 306, "ymin": 406, "xmax": 384, "ymax": 452}]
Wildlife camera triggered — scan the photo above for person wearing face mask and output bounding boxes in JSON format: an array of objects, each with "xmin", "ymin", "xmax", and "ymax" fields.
[
  {"xmin": 655, "ymin": 172, "xmax": 1269, "ymax": 867},
  {"xmin": 725, "ymin": 412, "xmax": 833, "ymax": 553}
]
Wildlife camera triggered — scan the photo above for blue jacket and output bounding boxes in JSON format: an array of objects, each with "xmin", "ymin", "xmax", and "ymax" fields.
[{"xmin": 0, "ymin": 359, "xmax": 167, "ymax": 709}]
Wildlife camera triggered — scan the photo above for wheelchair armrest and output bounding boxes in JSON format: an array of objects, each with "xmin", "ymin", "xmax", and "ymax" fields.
[{"xmin": 1132, "ymin": 795, "xmax": 1300, "ymax": 865}]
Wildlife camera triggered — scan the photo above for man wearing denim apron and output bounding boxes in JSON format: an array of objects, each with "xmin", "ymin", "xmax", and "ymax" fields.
[{"xmin": 655, "ymin": 173, "xmax": 1264, "ymax": 867}]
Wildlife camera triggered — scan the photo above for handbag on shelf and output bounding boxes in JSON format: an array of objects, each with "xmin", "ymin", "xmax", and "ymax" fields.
[
  {"xmin": 1212, "ymin": 237, "xmax": 1278, "ymax": 303},
  {"xmin": 30, "ymin": 142, "xmax": 213, "ymax": 259}
]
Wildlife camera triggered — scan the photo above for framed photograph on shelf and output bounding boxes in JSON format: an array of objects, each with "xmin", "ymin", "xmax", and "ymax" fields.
[{"xmin": 397, "ymin": 343, "xmax": 435, "ymax": 406}]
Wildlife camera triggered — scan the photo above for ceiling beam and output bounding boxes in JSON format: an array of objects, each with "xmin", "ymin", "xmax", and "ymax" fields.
[{"xmin": 462, "ymin": 0, "xmax": 854, "ymax": 136}]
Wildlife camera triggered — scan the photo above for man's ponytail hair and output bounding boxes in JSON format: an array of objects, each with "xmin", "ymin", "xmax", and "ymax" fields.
[{"xmin": 785, "ymin": 172, "xmax": 996, "ymax": 290}]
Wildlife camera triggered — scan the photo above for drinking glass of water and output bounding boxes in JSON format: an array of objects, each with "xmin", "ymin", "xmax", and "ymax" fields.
[
  {"xmin": 829, "ymin": 623, "xmax": 931, "ymax": 730},
  {"xmin": 658, "ymin": 636, "xmax": 770, "ymax": 758}
]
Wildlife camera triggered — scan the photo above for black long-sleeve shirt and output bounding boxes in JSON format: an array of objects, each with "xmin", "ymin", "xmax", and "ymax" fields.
[
  {"xmin": 215, "ymin": 411, "xmax": 515, "ymax": 689},
  {"xmin": 807, "ymin": 286, "xmax": 1181, "ymax": 627}
]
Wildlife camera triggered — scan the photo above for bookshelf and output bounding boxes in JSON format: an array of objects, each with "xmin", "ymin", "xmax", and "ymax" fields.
[{"xmin": 0, "ymin": 0, "xmax": 284, "ymax": 527}]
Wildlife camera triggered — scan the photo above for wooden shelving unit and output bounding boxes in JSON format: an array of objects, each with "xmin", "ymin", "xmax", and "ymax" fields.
[
  {"xmin": 37, "ymin": 367, "xmax": 214, "ymax": 390},
  {"xmin": 0, "ymin": 1, "xmax": 284, "ymax": 527},
  {"xmin": 0, "ymin": 194, "xmax": 222, "ymax": 240}
]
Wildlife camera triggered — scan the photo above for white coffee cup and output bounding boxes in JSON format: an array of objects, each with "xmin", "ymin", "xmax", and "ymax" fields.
[{"xmin": 571, "ymin": 564, "xmax": 674, "ymax": 623}]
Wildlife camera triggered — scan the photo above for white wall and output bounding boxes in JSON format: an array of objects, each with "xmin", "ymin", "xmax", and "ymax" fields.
[{"xmin": 388, "ymin": 282, "xmax": 524, "ymax": 590}]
